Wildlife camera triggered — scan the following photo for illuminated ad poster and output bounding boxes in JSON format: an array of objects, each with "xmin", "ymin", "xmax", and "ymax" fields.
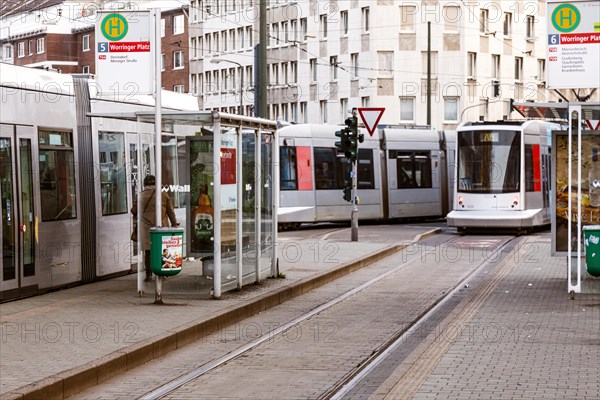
[
  {"xmin": 547, "ymin": 1, "xmax": 600, "ymax": 89},
  {"xmin": 188, "ymin": 136, "xmax": 238, "ymax": 254},
  {"xmin": 161, "ymin": 235, "xmax": 183, "ymax": 271},
  {"xmin": 553, "ymin": 131, "xmax": 600, "ymax": 255},
  {"xmin": 95, "ymin": 11, "xmax": 153, "ymax": 95}
]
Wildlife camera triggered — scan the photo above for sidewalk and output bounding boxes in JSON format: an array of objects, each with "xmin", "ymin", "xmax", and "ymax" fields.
[{"xmin": 0, "ymin": 224, "xmax": 438, "ymax": 400}]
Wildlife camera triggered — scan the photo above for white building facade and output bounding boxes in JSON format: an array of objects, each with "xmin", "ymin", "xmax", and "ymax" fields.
[{"xmin": 191, "ymin": 0, "xmax": 562, "ymax": 129}]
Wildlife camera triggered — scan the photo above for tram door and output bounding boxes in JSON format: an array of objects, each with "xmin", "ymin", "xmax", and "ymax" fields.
[{"xmin": 0, "ymin": 125, "xmax": 38, "ymax": 296}]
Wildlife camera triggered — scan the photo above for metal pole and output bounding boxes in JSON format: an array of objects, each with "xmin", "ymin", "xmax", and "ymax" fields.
[
  {"xmin": 236, "ymin": 126, "xmax": 243, "ymax": 290},
  {"xmin": 153, "ymin": 9, "xmax": 163, "ymax": 303},
  {"xmin": 240, "ymin": 67, "xmax": 243, "ymax": 115},
  {"xmin": 255, "ymin": 129, "xmax": 262, "ymax": 283},
  {"xmin": 351, "ymin": 159, "xmax": 358, "ymax": 242},
  {"xmin": 351, "ymin": 111, "xmax": 358, "ymax": 242},
  {"xmin": 258, "ymin": 0, "xmax": 268, "ymax": 118},
  {"xmin": 213, "ymin": 111, "xmax": 222, "ymax": 299},
  {"xmin": 426, "ymin": 21, "xmax": 431, "ymax": 126}
]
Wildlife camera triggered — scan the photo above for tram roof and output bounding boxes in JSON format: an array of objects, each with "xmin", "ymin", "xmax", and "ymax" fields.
[
  {"xmin": 87, "ymin": 110, "xmax": 278, "ymax": 131},
  {"xmin": 512, "ymin": 102, "xmax": 600, "ymax": 121}
]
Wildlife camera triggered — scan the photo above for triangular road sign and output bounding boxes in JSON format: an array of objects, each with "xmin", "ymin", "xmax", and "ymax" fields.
[{"xmin": 358, "ymin": 108, "xmax": 385, "ymax": 136}]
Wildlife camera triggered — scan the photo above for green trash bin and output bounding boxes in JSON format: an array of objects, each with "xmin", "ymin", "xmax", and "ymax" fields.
[
  {"xmin": 150, "ymin": 227, "xmax": 184, "ymax": 277},
  {"xmin": 583, "ymin": 226, "xmax": 600, "ymax": 277}
]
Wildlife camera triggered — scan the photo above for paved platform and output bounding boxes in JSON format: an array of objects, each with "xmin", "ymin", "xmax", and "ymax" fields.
[
  {"xmin": 1, "ymin": 226, "xmax": 599, "ymax": 400},
  {"xmin": 0, "ymin": 224, "xmax": 438, "ymax": 400}
]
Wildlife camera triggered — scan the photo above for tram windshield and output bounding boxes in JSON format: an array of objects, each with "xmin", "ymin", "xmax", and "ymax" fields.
[{"xmin": 457, "ymin": 130, "xmax": 521, "ymax": 193}]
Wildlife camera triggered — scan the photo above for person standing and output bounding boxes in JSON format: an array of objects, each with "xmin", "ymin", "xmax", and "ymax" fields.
[{"xmin": 132, "ymin": 175, "xmax": 178, "ymax": 281}]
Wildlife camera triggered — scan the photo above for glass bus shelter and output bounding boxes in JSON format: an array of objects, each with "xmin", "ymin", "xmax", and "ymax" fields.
[{"xmin": 90, "ymin": 110, "xmax": 279, "ymax": 299}]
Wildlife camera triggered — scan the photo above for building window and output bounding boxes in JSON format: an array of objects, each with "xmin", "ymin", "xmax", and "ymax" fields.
[
  {"xmin": 173, "ymin": 15, "xmax": 184, "ymax": 34},
  {"xmin": 173, "ymin": 51, "xmax": 184, "ymax": 69},
  {"xmin": 341, "ymin": 11, "xmax": 348, "ymax": 35},
  {"xmin": 537, "ymin": 59, "xmax": 545, "ymax": 82},
  {"xmin": 291, "ymin": 61, "xmax": 297, "ymax": 83},
  {"xmin": 362, "ymin": 7, "xmax": 370, "ymax": 33},
  {"xmin": 378, "ymin": 51, "xmax": 393, "ymax": 76},
  {"xmin": 400, "ymin": 97, "xmax": 415, "ymax": 121},
  {"xmin": 514, "ymin": 57, "xmax": 523, "ymax": 80},
  {"xmin": 340, "ymin": 98, "xmax": 348, "ymax": 121},
  {"xmin": 82, "ymin": 35, "xmax": 90, "ymax": 51},
  {"xmin": 362, "ymin": 96, "xmax": 370, "ymax": 107},
  {"xmin": 282, "ymin": 21, "xmax": 289, "ymax": 42},
  {"xmin": 28, "ymin": 40, "xmax": 33, "ymax": 55},
  {"xmin": 310, "ymin": 58, "xmax": 317, "ymax": 82},
  {"xmin": 300, "ymin": 102, "xmax": 307, "ymax": 123},
  {"xmin": 320, "ymin": 100, "xmax": 328, "ymax": 123},
  {"xmin": 444, "ymin": 6, "xmax": 460, "ymax": 32},
  {"xmin": 173, "ymin": 85, "xmax": 185, "ymax": 93},
  {"xmin": 330, "ymin": 56, "xmax": 338, "ymax": 80},
  {"xmin": 222, "ymin": 31, "xmax": 228, "ymax": 52},
  {"xmin": 161, "ymin": 53, "xmax": 165, "ymax": 71},
  {"xmin": 526, "ymin": 15, "xmax": 535, "ymax": 39},
  {"xmin": 320, "ymin": 14, "xmax": 328, "ymax": 39},
  {"xmin": 161, "ymin": 18, "xmax": 165, "ymax": 37},
  {"xmin": 351, "ymin": 53, "xmax": 359, "ymax": 78},
  {"xmin": 191, "ymin": 37, "xmax": 197, "ymax": 59},
  {"xmin": 492, "ymin": 54, "xmax": 500, "ymax": 79},
  {"xmin": 17, "ymin": 42, "xmax": 24, "ymax": 58},
  {"xmin": 82, "ymin": 65, "xmax": 90, "ymax": 74},
  {"xmin": 36, "ymin": 38, "xmax": 45, "ymax": 54},
  {"xmin": 191, "ymin": 74, "xmax": 197, "ymax": 94},
  {"xmin": 292, "ymin": 102, "xmax": 298, "ymax": 123},
  {"xmin": 467, "ymin": 52, "xmax": 476, "ymax": 78},
  {"xmin": 272, "ymin": 64, "xmax": 279, "ymax": 85},
  {"xmin": 444, "ymin": 97, "xmax": 459, "ymax": 121},
  {"xmin": 399, "ymin": 5, "xmax": 416, "ymax": 31},
  {"xmin": 39, "ymin": 130, "xmax": 77, "ymax": 221},
  {"xmin": 282, "ymin": 62, "xmax": 289, "ymax": 84},
  {"xmin": 300, "ymin": 18, "xmax": 307, "ymax": 40},
  {"xmin": 503, "ymin": 13, "xmax": 512, "ymax": 37},
  {"xmin": 480, "ymin": 9, "xmax": 489, "ymax": 33},
  {"xmin": 4, "ymin": 45, "xmax": 13, "ymax": 59}
]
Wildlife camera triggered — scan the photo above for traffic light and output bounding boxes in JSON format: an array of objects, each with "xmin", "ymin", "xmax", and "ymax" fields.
[
  {"xmin": 492, "ymin": 80, "xmax": 500, "ymax": 97},
  {"xmin": 335, "ymin": 127, "xmax": 351, "ymax": 155},
  {"xmin": 343, "ymin": 183, "xmax": 352, "ymax": 203},
  {"xmin": 344, "ymin": 116, "xmax": 359, "ymax": 163}
]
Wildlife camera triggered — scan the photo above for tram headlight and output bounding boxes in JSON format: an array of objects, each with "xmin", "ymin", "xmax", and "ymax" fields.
[
  {"xmin": 458, "ymin": 196, "xmax": 464, "ymax": 207},
  {"xmin": 512, "ymin": 195, "xmax": 519, "ymax": 207}
]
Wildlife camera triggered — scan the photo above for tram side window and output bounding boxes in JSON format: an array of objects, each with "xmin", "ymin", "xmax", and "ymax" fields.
[
  {"xmin": 315, "ymin": 147, "xmax": 344, "ymax": 189},
  {"xmin": 280, "ymin": 146, "xmax": 298, "ymax": 190},
  {"xmin": 177, "ymin": 137, "xmax": 188, "ymax": 208},
  {"xmin": 357, "ymin": 149, "xmax": 375, "ymax": 189},
  {"xmin": 393, "ymin": 150, "xmax": 432, "ymax": 189},
  {"xmin": 38, "ymin": 130, "xmax": 77, "ymax": 221},
  {"xmin": 99, "ymin": 132, "xmax": 127, "ymax": 215}
]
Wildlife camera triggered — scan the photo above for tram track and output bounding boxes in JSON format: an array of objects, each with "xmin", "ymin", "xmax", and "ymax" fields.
[
  {"xmin": 134, "ymin": 233, "xmax": 518, "ymax": 400},
  {"xmin": 326, "ymin": 235, "xmax": 519, "ymax": 399}
]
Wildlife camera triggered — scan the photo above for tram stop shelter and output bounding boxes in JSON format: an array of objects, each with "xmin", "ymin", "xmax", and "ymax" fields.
[
  {"xmin": 514, "ymin": 101, "xmax": 600, "ymax": 296},
  {"xmin": 89, "ymin": 110, "xmax": 279, "ymax": 299}
]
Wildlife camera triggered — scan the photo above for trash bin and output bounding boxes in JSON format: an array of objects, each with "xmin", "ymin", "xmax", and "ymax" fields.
[
  {"xmin": 150, "ymin": 227, "xmax": 184, "ymax": 277},
  {"xmin": 582, "ymin": 226, "xmax": 600, "ymax": 277}
]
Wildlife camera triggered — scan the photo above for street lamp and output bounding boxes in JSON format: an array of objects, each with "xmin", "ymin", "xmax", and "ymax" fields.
[{"xmin": 211, "ymin": 58, "xmax": 243, "ymax": 115}]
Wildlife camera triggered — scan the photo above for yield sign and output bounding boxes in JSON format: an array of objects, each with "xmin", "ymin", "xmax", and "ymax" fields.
[{"xmin": 358, "ymin": 108, "xmax": 385, "ymax": 136}]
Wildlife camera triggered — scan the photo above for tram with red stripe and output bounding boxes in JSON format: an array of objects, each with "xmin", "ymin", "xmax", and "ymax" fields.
[{"xmin": 447, "ymin": 120, "xmax": 559, "ymax": 231}]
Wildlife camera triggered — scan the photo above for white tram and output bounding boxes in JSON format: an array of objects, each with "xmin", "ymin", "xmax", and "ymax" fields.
[
  {"xmin": 278, "ymin": 124, "xmax": 455, "ymax": 229},
  {"xmin": 446, "ymin": 120, "xmax": 560, "ymax": 231},
  {"xmin": 0, "ymin": 63, "xmax": 198, "ymax": 301}
]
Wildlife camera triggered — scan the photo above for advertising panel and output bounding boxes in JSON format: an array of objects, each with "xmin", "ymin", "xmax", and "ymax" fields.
[{"xmin": 552, "ymin": 131, "xmax": 600, "ymax": 255}]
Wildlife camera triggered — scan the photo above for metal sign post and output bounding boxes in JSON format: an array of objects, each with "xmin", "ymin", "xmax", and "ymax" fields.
[{"xmin": 351, "ymin": 160, "xmax": 358, "ymax": 242}]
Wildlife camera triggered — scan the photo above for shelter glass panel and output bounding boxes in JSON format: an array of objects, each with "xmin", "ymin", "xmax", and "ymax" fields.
[
  {"xmin": 242, "ymin": 131, "xmax": 257, "ymax": 279},
  {"xmin": 260, "ymin": 131, "xmax": 275, "ymax": 279},
  {"xmin": 220, "ymin": 128, "xmax": 239, "ymax": 288}
]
